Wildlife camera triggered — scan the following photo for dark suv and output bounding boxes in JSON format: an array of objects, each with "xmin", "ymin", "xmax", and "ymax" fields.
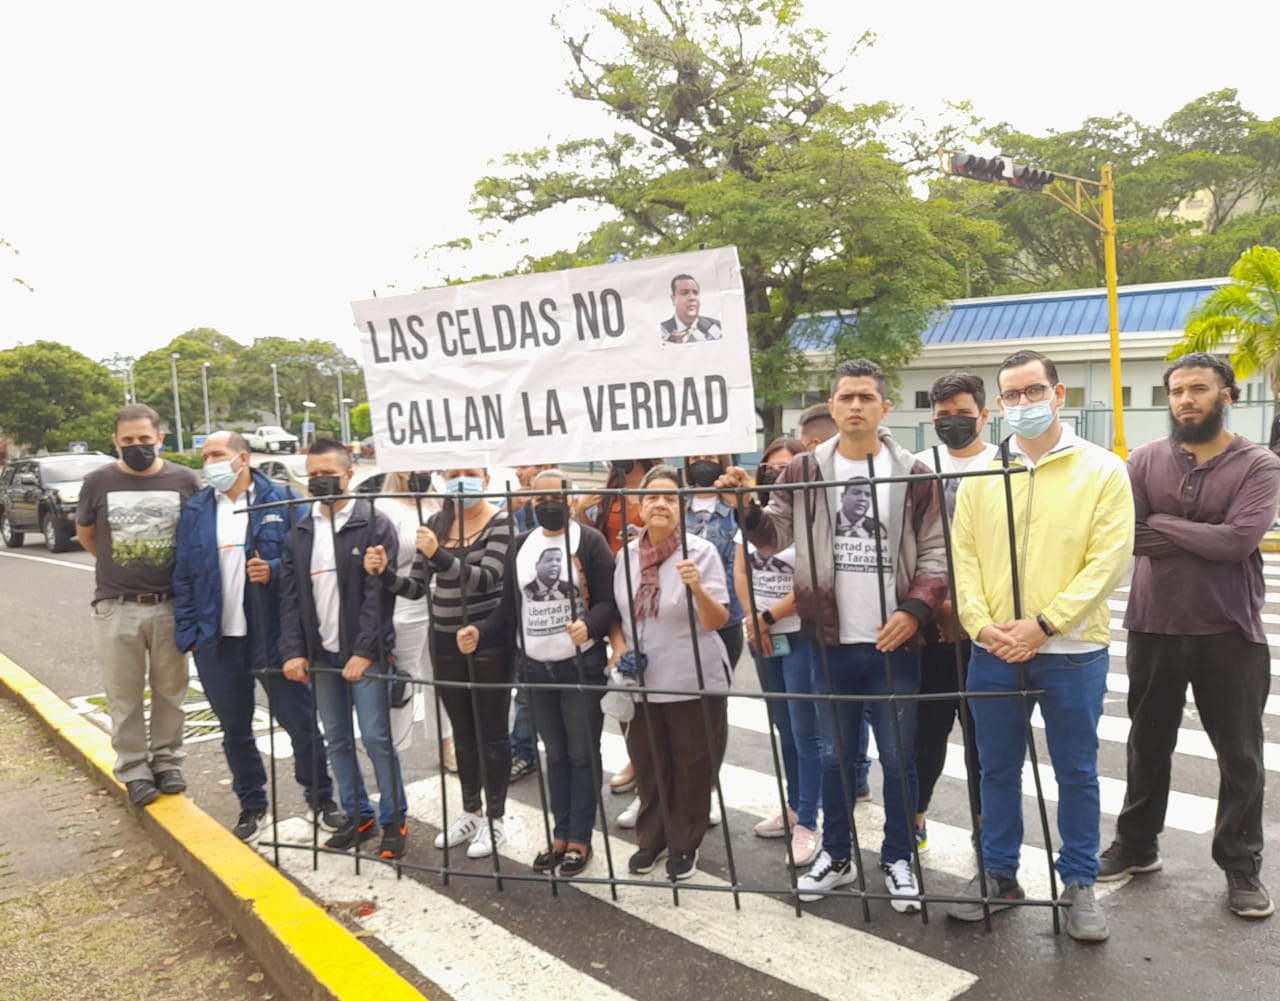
[{"xmin": 0, "ymin": 452, "xmax": 115, "ymax": 552}]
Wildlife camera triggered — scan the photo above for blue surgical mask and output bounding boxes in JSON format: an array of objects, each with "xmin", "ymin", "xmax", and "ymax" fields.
[
  {"xmin": 205, "ymin": 458, "xmax": 240, "ymax": 493},
  {"xmin": 445, "ymin": 475, "xmax": 485, "ymax": 509},
  {"xmin": 1003, "ymin": 400, "xmax": 1055, "ymax": 439}
]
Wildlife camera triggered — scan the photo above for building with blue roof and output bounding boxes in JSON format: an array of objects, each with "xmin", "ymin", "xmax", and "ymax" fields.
[{"xmin": 784, "ymin": 277, "xmax": 1274, "ymax": 452}]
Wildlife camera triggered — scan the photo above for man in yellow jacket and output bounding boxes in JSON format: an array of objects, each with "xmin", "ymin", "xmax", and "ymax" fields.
[{"xmin": 947, "ymin": 350, "xmax": 1134, "ymax": 943}]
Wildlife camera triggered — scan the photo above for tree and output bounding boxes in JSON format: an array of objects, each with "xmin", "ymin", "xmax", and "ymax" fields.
[
  {"xmin": 350, "ymin": 402, "xmax": 372, "ymax": 439},
  {"xmin": 129, "ymin": 328, "xmax": 246, "ymax": 442},
  {"xmin": 0, "ymin": 342, "xmax": 118, "ymax": 451},
  {"xmin": 462, "ymin": 0, "xmax": 1000, "ymax": 437},
  {"xmin": 1171, "ymin": 245, "xmax": 1280, "ymax": 395},
  {"xmin": 949, "ymin": 90, "xmax": 1280, "ymax": 293}
]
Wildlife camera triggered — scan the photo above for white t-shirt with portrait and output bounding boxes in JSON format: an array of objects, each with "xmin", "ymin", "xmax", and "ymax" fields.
[
  {"xmin": 745, "ymin": 543, "xmax": 801, "ymax": 635},
  {"xmin": 831, "ymin": 448, "xmax": 895, "ymax": 644},
  {"xmin": 913, "ymin": 443, "xmax": 999, "ymax": 521}
]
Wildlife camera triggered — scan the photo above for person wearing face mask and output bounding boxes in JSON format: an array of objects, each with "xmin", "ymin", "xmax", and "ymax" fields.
[
  {"xmin": 279, "ymin": 438, "xmax": 408, "ymax": 859},
  {"xmin": 76, "ymin": 404, "xmax": 200, "ymax": 808},
  {"xmin": 172, "ymin": 431, "xmax": 341, "ymax": 841},
  {"xmin": 454, "ymin": 470, "xmax": 618, "ymax": 876},
  {"xmin": 365, "ymin": 466, "xmax": 516, "ymax": 859},
  {"xmin": 909, "ymin": 373, "xmax": 996, "ymax": 857},
  {"xmin": 947, "ymin": 350, "xmax": 1134, "ymax": 941}
]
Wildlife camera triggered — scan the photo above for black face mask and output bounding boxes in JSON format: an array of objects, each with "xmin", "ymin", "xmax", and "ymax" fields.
[
  {"xmin": 308, "ymin": 475, "xmax": 343, "ymax": 501},
  {"xmin": 407, "ymin": 471, "xmax": 432, "ymax": 493},
  {"xmin": 688, "ymin": 460, "xmax": 723, "ymax": 488},
  {"xmin": 120, "ymin": 443, "xmax": 156, "ymax": 472},
  {"xmin": 533, "ymin": 500, "xmax": 568, "ymax": 531},
  {"xmin": 933, "ymin": 415, "xmax": 980, "ymax": 450},
  {"xmin": 612, "ymin": 460, "xmax": 636, "ymax": 476}
]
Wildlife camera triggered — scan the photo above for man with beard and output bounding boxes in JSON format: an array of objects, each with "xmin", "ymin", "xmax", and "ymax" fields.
[{"xmin": 1099, "ymin": 353, "xmax": 1280, "ymax": 920}]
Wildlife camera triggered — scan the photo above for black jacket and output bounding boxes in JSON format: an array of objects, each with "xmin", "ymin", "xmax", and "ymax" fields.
[{"xmin": 279, "ymin": 498, "xmax": 398, "ymax": 664}]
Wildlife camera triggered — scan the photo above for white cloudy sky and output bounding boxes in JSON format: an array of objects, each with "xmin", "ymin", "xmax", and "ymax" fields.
[{"xmin": 2, "ymin": 1, "xmax": 1275, "ymax": 365}]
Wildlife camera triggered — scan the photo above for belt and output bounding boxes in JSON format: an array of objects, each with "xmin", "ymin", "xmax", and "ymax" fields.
[{"xmin": 102, "ymin": 592, "xmax": 173, "ymax": 605}]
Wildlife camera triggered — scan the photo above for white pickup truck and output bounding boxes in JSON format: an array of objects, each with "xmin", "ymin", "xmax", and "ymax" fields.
[{"xmin": 244, "ymin": 425, "xmax": 300, "ymax": 454}]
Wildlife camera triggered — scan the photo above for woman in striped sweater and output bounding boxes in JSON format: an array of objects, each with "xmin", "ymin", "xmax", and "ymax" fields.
[{"xmin": 366, "ymin": 467, "xmax": 515, "ymax": 859}]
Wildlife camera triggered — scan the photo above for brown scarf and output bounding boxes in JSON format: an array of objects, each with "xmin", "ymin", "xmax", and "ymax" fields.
[{"xmin": 634, "ymin": 528, "xmax": 681, "ymax": 621}]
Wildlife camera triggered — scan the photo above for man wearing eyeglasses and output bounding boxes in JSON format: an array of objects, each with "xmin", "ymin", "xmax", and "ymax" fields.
[{"xmin": 947, "ymin": 349, "xmax": 1134, "ymax": 942}]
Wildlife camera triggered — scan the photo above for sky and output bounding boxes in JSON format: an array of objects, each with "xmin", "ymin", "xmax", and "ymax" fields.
[{"xmin": 2, "ymin": 0, "xmax": 1276, "ymax": 370}]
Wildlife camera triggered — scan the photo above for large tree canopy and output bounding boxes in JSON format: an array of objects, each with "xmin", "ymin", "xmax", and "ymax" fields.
[
  {"xmin": 0, "ymin": 341, "xmax": 117, "ymax": 452},
  {"xmin": 466, "ymin": 0, "xmax": 1001, "ymax": 436}
]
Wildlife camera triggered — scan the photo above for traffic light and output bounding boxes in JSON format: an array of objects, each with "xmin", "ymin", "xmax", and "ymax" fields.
[{"xmin": 944, "ymin": 151, "xmax": 1056, "ymax": 193}]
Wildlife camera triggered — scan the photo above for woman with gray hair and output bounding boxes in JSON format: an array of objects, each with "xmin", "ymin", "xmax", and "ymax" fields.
[{"xmin": 610, "ymin": 464, "xmax": 731, "ymax": 881}]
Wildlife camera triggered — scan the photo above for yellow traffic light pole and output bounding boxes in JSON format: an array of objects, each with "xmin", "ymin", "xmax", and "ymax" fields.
[{"xmin": 939, "ymin": 153, "xmax": 1128, "ymax": 458}]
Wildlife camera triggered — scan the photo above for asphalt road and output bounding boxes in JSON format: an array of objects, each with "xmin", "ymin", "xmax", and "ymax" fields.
[{"xmin": 1, "ymin": 533, "xmax": 1277, "ymax": 1001}]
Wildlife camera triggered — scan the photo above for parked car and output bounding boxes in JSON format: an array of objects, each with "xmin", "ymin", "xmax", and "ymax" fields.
[
  {"xmin": 244, "ymin": 425, "xmax": 300, "ymax": 454},
  {"xmin": 258, "ymin": 455, "xmax": 311, "ymax": 497},
  {"xmin": 0, "ymin": 452, "xmax": 116, "ymax": 552}
]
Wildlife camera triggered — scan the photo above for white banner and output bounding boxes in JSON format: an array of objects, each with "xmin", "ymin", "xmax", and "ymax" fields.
[{"xmin": 351, "ymin": 247, "xmax": 757, "ymax": 470}]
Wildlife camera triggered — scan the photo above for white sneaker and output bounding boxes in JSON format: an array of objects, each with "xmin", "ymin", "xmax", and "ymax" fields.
[
  {"xmin": 788, "ymin": 824, "xmax": 821, "ymax": 869},
  {"xmin": 796, "ymin": 850, "xmax": 855, "ymax": 902},
  {"xmin": 434, "ymin": 811, "xmax": 482, "ymax": 849},
  {"xmin": 467, "ymin": 820, "xmax": 506, "ymax": 859},
  {"xmin": 617, "ymin": 795, "xmax": 640, "ymax": 829},
  {"xmin": 882, "ymin": 858, "xmax": 921, "ymax": 914},
  {"xmin": 708, "ymin": 793, "xmax": 722, "ymax": 827}
]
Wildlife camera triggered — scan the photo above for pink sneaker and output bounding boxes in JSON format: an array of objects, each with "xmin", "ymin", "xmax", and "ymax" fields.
[
  {"xmin": 753, "ymin": 808, "xmax": 798, "ymax": 839},
  {"xmin": 788, "ymin": 825, "xmax": 821, "ymax": 868}
]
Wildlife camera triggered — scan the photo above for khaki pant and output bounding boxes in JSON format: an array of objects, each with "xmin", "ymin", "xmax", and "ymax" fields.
[{"xmin": 92, "ymin": 599, "xmax": 189, "ymax": 783}]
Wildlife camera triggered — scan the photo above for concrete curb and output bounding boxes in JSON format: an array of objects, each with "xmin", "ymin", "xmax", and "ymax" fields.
[{"xmin": 0, "ymin": 652, "xmax": 425, "ymax": 1001}]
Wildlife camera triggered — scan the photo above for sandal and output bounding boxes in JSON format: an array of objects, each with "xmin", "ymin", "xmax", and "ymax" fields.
[
  {"xmin": 560, "ymin": 845, "xmax": 592, "ymax": 877},
  {"xmin": 533, "ymin": 840, "xmax": 568, "ymax": 873}
]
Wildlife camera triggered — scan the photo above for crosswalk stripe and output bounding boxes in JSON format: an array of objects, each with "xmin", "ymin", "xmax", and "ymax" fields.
[
  {"xmin": 598, "ymin": 731, "xmax": 1122, "ymax": 902},
  {"xmin": 346, "ymin": 775, "xmax": 982, "ymax": 1001},
  {"xmin": 270, "ymin": 827, "xmax": 641, "ymax": 1001}
]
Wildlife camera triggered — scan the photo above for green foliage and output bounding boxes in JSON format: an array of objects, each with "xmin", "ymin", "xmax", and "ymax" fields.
[
  {"xmin": 162, "ymin": 453, "xmax": 205, "ymax": 470},
  {"xmin": 350, "ymin": 402, "xmax": 372, "ymax": 438},
  {"xmin": 941, "ymin": 90, "xmax": 1280, "ymax": 292},
  {"xmin": 0, "ymin": 342, "xmax": 118, "ymax": 451},
  {"xmin": 1172, "ymin": 245, "xmax": 1280, "ymax": 394},
  {"xmin": 462, "ymin": 0, "xmax": 999, "ymax": 437}
]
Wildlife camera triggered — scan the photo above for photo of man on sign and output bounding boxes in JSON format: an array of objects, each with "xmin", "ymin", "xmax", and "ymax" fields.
[{"xmin": 659, "ymin": 274, "xmax": 723, "ymax": 344}]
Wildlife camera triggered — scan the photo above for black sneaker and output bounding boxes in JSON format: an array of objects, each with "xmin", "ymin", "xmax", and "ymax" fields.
[
  {"xmin": 509, "ymin": 756, "xmax": 537, "ymax": 784},
  {"xmin": 628, "ymin": 846, "xmax": 668, "ymax": 875},
  {"xmin": 126, "ymin": 778, "xmax": 159, "ymax": 807},
  {"xmin": 947, "ymin": 873, "xmax": 1026, "ymax": 922},
  {"xmin": 1096, "ymin": 840, "xmax": 1162, "ymax": 882},
  {"xmin": 1227, "ymin": 870, "xmax": 1276, "ymax": 919},
  {"xmin": 232, "ymin": 809, "xmax": 268, "ymax": 843},
  {"xmin": 378, "ymin": 821, "xmax": 408, "ymax": 860},
  {"xmin": 153, "ymin": 769, "xmax": 187, "ymax": 795},
  {"xmin": 325, "ymin": 815, "xmax": 378, "ymax": 851},
  {"xmin": 309, "ymin": 798, "xmax": 346, "ymax": 833},
  {"xmin": 666, "ymin": 850, "xmax": 698, "ymax": 881}
]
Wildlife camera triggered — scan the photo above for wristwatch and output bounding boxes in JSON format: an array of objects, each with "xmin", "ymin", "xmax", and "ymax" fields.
[
  {"xmin": 1036, "ymin": 613, "xmax": 1056, "ymax": 637},
  {"xmin": 761, "ymin": 609, "xmax": 777, "ymax": 626}
]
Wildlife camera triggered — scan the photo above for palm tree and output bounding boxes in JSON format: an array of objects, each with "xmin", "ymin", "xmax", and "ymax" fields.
[{"xmin": 1172, "ymin": 245, "xmax": 1280, "ymax": 395}]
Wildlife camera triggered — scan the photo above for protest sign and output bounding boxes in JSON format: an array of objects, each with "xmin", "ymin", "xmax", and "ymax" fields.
[{"xmin": 351, "ymin": 247, "xmax": 757, "ymax": 469}]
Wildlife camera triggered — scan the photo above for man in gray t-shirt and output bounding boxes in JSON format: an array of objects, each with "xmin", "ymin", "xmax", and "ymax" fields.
[{"xmin": 77, "ymin": 404, "xmax": 199, "ymax": 807}]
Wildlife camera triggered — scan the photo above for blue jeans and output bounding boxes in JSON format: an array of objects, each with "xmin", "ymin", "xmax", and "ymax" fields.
[
  {"xmin": 528, "ymin": 666, "xmax": 605, "ymax": 845},
  {"xmin": 312, "ymin": 652, "xmax": 408, "ymax": 826},
  {"xmin": 510, "ymin": 689, "xmax": 536, "ymax": 762},
  {"xmin": 968, "ymin": 647, "xmax": 1107, "ymax": 886},
  {"xmin": 754, "ymin": 635, "xmax": 822, "ymax": 830},
  {"xmin": 194, "ymin": 637, "xmax": 333, "ymax": 813},
  {"xmin": 813, "ymin": 643, "xmax": 920, "ymax": 863}
]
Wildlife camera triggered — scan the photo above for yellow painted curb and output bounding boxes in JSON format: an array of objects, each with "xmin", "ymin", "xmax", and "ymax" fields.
[
  {"xmin": 0, "ymin": 652, "xmax": 425, "ymax": 1001},
  {"xmin": 1262, "ymin": 532, "xmax": 1280, "ymax": 554}
]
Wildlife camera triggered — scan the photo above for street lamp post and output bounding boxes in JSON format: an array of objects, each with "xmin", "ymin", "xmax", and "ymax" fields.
[
  {"xmin": 170, "ymin": 352, "xmax": 184, "ymax": 453},
  {"xmin": 341, "ymin": 397, "xmax": 355, "ymax": 447},
  {"xmin": 271, "ymin": 362, "xmax": 282, "ymax": 427},
  {"xmin": 201, "ymin": 361, "xmax": 211, "ymax": 434},
  {"xmin": 302, "ymin": 400, "xmax": 316, "ymax": 450}
]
